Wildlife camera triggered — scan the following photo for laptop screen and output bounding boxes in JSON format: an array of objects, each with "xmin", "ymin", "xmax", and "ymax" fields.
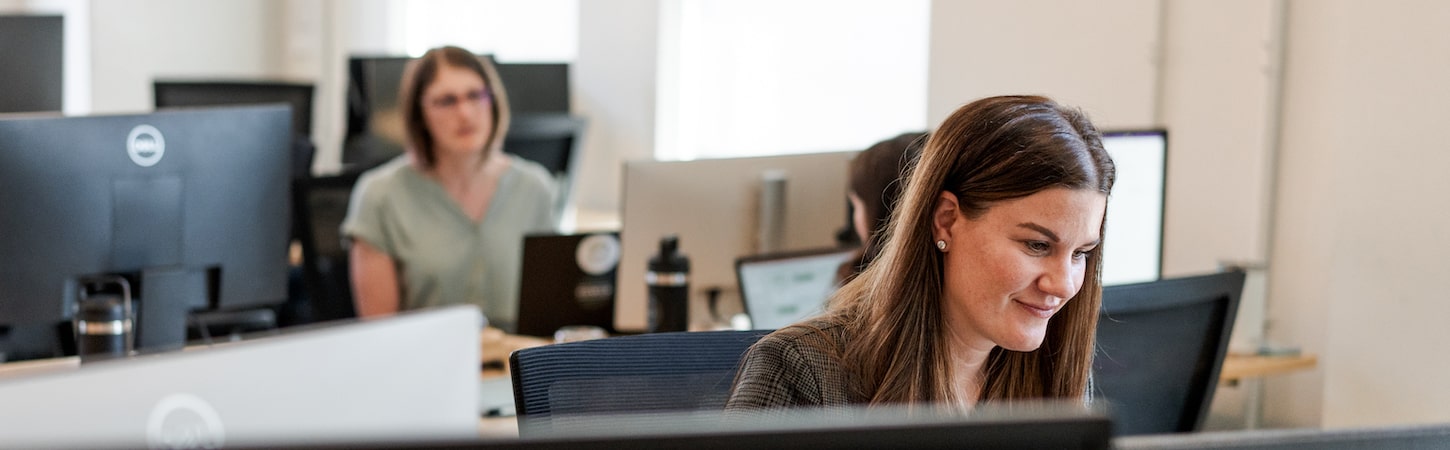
[{"xmin": 736, "ymin": 248, "xmax": 856, "ymax": 330}]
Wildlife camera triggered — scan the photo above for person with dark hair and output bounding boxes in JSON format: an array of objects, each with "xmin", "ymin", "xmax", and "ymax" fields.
[
  {"xmin": 837, "ymin": 132, "xmax": 927, "ymax": 283},
  {"xmin": 728, "ymin": 95, "xmax": 1115, "ymax": 412},
  {"xmin": 342, "ymin": 46, "xmax": 556, "ymax": 331}
]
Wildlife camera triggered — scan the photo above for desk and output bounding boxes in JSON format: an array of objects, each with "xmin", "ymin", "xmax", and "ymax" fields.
[
  {"xmin": 478, "ymin": 330, "xmax": 551, "ymax": 438},
  {"xmin": 1219, "ymin": 353, "xmax": 1318, "ymax": 429},
  {"xmin": 1220, "ymin": 353, "xmax": 1318, "ymax": 383}
]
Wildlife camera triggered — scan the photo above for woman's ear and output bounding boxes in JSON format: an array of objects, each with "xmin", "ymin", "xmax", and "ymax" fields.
[{"xmin": 932, "ymin": 191, "xmax": 959, "ymax": 244}]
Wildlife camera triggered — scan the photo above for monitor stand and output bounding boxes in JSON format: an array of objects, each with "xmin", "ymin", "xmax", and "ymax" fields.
[{"xmin": 134, "ymin": 266, "xmax": 212, "ymax": 353}]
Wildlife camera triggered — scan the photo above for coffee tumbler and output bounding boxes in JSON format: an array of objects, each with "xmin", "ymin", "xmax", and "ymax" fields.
[{"xmin": 73, "ymin": 278, "xmax": 133, "ymax": 362}]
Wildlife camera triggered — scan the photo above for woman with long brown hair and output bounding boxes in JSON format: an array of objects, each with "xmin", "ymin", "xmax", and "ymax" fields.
[
  {"xmin": 837, "ymin": 131, "xmax": 927, "ymax": 284},
  {"xmin": 727, "ymin": 95, "xmax": 1114, "ymax": 410}
]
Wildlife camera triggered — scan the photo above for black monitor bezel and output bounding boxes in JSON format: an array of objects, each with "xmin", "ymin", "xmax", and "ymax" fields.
[{"xmin": 1095, "ymin": 269, "xmax": 1245, "ymax": 435}]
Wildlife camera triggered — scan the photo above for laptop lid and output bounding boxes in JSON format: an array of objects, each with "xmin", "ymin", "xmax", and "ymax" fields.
[
  {"xmin": 735, "ymin": 247, "xmax": 857, "ymax": 330},
  {"xmin": 0, "ymin": 305, "xmax": 483, "ymax": 448},
  {"xmin": 516, "ymin": 232, "xmax": 620, "ymax": 338}
]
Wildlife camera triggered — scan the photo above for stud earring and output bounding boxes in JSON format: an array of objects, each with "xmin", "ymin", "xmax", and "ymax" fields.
[{"xmin": 936, "ymin": 240, "xmax": 947, "ymax": 251}]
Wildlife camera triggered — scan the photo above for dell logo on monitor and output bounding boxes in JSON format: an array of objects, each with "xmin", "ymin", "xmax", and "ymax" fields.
[
  {"xmin": 146, "ymin": 393, "xmax": 226, "ymax": 449},
  {"xmin": 127, "ymin": 124, "xmax": 166, "ymax": 167}
]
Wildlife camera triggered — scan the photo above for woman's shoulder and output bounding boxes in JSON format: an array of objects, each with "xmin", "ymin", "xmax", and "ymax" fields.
[
  {"xmin": 354, "ymin": 155, "xmax": 418, "ymax": 192},
  {"xmin": 506, "ymin": 155, "xmax": 556, "ymax": 185},
  {"xmin": 754, "ymin": 317, "xmax": 849, "ymax": 354},
  {"xmin": 501, "ymin": 155, "xmax": 560, "ymax": 209}
]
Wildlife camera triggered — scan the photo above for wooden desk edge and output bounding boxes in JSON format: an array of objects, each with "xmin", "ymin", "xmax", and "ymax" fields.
[{"xmin": 1221, "ymin": 353, "xmax": 1318, "ymax": 383}]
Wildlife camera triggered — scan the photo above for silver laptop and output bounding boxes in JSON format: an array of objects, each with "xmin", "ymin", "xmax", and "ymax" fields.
[
  {"xmin": 0, "ymin": 305, "xmax": 483, "ymax": 448},
  {"xmin": 735, "ymin": 247, "xmax": 857, "ymax": 330}
]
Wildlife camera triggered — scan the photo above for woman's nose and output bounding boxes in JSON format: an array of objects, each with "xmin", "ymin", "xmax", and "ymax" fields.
[{"xmin": 1037, "ymin": 256, "xmax": 1079, "ymax": 301}]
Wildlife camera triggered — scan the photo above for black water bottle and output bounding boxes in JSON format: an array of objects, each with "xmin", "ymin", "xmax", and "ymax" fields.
[
  {"xmin": 74, "ymin": 292, "xmax": 132, "ymax": 362},
  {"xmin": 646, "ymin": 235, "xmax": 690, "ymax": 333}
]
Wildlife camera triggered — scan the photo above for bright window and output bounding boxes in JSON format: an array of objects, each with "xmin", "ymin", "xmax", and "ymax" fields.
[{"xmin": 658, "ymin": 0, "xmax": 929, "ymax": 160}]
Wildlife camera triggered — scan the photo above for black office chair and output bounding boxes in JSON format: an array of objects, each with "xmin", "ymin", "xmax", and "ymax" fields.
[
  {"xmin": 504, "ymin": 113, "xmax": 585, "ymax": 222},
  {"xmin": 291, "ymin": 171, "xmax": 365, "ymax": 324},
  {"xmin": 509, "ymin": 329, "xmax": 770, "ymax": 437},
  {"xmin": 1093, "ymin": 270, "xmax": 1245, "ymax": 436}
]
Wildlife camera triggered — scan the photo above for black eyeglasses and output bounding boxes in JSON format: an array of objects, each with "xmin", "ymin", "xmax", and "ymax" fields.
[{"xmin": 426, "ymin": 88, "xmax": 493, "ymax": 110}]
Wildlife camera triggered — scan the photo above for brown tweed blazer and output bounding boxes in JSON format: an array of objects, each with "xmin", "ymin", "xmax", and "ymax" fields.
[{"xmin": 724, "ymin": 317, "xmax": 867, "ymax": 411}]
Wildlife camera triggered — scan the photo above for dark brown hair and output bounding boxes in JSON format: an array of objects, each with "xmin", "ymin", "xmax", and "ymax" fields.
[
  {"xmin": 398, "ymin": 46, "xmax": 512, "ymax": 168},
  {"xmin": 827, "ymin": 95, "xmax": 1115, "ymax": 405},
  {"xmin": 842, "ymin": 132, "xmax": 927, "ymax": 281}
]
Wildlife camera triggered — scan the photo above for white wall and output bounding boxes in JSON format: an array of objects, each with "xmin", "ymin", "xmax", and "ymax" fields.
[
  {"xmin": 926, "ymin": 0, "xmax": 1160, "ymax": 128},
  {"xmin": 1157, "ymin": 0, "xmax": 1281, "ymax": 278},
  {"xmin": 928, "ymin": 0, "xmax": 1282, "ymax": 280},
  {"xmin": 87, "ymin": 0, "xmax": 284, "ymax": 114},
  {"xmin": 570, "ymin": 0, "xmax": 660, "ymax": 221},
  {"xmin": 1267, "ymin": 0, "xmax": 1450, "ymax": 428}
]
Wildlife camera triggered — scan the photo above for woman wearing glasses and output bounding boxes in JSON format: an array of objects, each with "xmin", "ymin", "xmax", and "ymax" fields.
[{"xmin": 343, "ymin": 46, "xmax": 557, "ymax": 331}]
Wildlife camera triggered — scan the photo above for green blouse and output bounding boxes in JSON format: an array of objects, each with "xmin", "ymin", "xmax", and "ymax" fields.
[{"xmin": 342, "ymin": 155, "xmax": 557, "ymax": 331}]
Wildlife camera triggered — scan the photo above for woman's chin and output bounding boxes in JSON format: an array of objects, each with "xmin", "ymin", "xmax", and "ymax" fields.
[{"xmin": 996, "ymin": 332, "xmax": 1047, "ymax": 352}]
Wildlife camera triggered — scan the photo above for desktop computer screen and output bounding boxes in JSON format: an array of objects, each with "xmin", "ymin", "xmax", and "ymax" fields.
[
  {"xmin": 153, "ymin": 80, "xmax": 315, "ymax": 140},
  {"xmin": 0, "ymin": 15, "xmax": 63, "ymax": 113},
  {"xmin": 493, "ymin": 62, "xmax": 571, "ymax": 114},
  {"xmin": 342, "ymin": 55, "xmax": 574, "ymax": 170},
  {"xmin": 342, "ymin": 56, "xmax": 410, "ymax": 168},
  {"xmin": 1099, "ymin": 130, "xmax": 1167, "ymax": 286},
  {"xmin": 0, "ymin": 105, "xmax": 293, "ymax": 361},
  {"xmin": 617, "ymin": 152, "xmax": 854, "ymax": 332},
  {"xmin": 1094, "ymin": 270, "xmax": 1245, "ymax": 436},
  {"xmin": 735, "ymin": 247, "xmax": 856, "ymax": 330}
]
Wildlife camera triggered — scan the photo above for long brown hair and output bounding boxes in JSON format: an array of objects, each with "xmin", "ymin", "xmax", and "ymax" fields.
[
  {"xmin": 842, "ymin": 132, "xmax": 927, "ymax": 281},
  {"xmin": 398, "ymin": 46, "xmax": 512, "ymax": 168},
  {"xmin": 825, "ymin": 95, "xmax": 1114, "ymax": 405}
]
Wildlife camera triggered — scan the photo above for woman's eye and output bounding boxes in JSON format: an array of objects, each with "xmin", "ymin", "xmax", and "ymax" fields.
[
  {"xmin": 1072, "ymin": 249, "xmax": 1090, "ymax": 261},
  {"xmin": 1025, "ymin": 241, "xmax": 1050, "ymax": 253}
]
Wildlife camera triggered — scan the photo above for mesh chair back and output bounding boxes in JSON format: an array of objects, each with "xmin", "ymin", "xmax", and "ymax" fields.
[
  {"xmin": 509, "ymin": 329, "xmax": 769, "ymax": 437},
  {"xmin": 291, "ymin": 171, "xmax": 364, "ymax": 323}
]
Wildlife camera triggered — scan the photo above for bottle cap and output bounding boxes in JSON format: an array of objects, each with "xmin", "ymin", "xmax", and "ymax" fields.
[{"xmin": 647, "ymin": 235, "xmax": 690, "ymax": 273}]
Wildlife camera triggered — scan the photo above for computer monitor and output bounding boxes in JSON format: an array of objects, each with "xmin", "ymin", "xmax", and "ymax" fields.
[
  {"xmin": 515, "ymin": 232, "xmax": 620, "ymax": 338},
  {"xmin": 402, "ymin": 403, "xmax": 1111, "ymax": 449},
  {"xmin": 154, "ymin": 81, "xmax": 316, "ymax": 180},
  {"xmin": 0, "ymin": 305, "xmax": 482, "ymax": 448},
  {"xmin": 340, "ymin": 56, "xmax": 408, "ymax": 169},
  {"xmin": 0, "ymin": 105, "xmax": 292, "ymax": 361},
  {"xmin": 493, "ymin": 63, "xmax": 571, "ymax": 114},
  {"xmin": 0, "ymin": 15, "xmax": 64, "ymax": 113},
  {"xmin": 617, "ymin": 151, "xmax": 855, "ymax": 332},
  {"xmin": 342, "ymin": 55, "xmax": 574, "ymax": 170},
  {"xmin": 1093, "ymin": 269, "xmax": 1245, "ymax": 436},
  {"xmin": 1099, "ymin": 130, "xmax": 1167, "ymax": 286},
  {"xmin": 153, "ymin": 80, "xmax": 315, "ymax": 140},
  {"xmin": 735, "ymin": 247, "xmax": 857, "ymax": 330}
]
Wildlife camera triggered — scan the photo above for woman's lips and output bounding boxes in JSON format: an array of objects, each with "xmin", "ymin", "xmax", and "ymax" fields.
[{"xmin": 1015, "ymin": 300, "xmax": 1055, "ymax": 319}]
